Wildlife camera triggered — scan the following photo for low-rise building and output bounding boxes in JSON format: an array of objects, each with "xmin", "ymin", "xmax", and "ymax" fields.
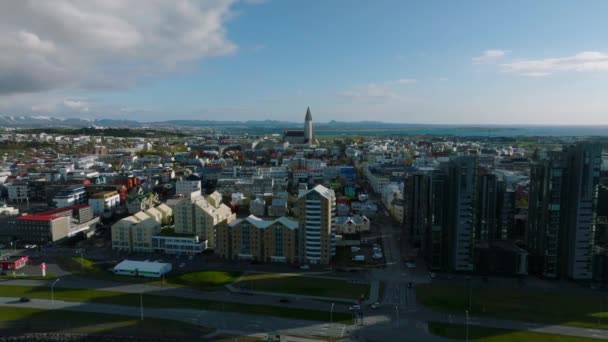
[{"xmin": 335, "ymin": 215, "xmax": 370, "ymax": 235}]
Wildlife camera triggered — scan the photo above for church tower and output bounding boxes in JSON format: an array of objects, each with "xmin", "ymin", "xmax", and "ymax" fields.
[{"xmin": 304, "ymin": 107, "xmax": 313, "ymax": 143}]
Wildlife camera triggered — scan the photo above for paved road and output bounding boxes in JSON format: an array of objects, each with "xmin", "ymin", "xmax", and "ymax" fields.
[{"xmin": 0, "ymin": 277, "xmax": 355, "ymax": 314}]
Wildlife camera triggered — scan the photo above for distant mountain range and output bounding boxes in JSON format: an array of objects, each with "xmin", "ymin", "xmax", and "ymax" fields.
[{"xmin": 0, "ymin": 115, "xmax": 396, "ymax": 129}]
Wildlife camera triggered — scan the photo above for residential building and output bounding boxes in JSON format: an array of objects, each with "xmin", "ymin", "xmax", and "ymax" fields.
[
  {"xmin": 475, "ymin": 173, "xmax": 498, "ymax": 241},
  {"xmin": 528, "ymin": 143, "xmax": 602, "ymax": 279},
  {"xmin": 175, "ymin": 174, "xmax": 202, "ymax": 196},
  {"xmin": 7, "ymin": 182, "xmax": 29, "ymax": 203},
  {"xmin": 88, "ymin": 191, "xmax": 120, "ymax": 216},
  {"xmin": 403, "ymin": 173, "xmax": 431, "ymax": 249},
  {"xmin": 298, "ymin": 184, "xmax": 336, "ymax": 265},
  {"xmin": 216, "ymin": 215, "xmax": 298, "ymax": 263},
  {"xmin": 335, "ymin": 215, "xmax": 370, "ymax": 235},
  {"xmin": 446, "ymin": 156, "xmax": 477, "ymax": 272},
  {"xmin": 53, "ymin": 185, "xmax": 87, "ymax": 208}
]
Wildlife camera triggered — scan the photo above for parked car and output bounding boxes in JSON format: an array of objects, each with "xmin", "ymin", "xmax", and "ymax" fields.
[
  {"xmin": 352, "ymin": 255, "xmax": 365, "ymax": 262},
  {"xmin": 349, "ymin": 304, "xmax": 361, "ymax": 311},
  {"xmin": 179, "ymin": 263, "xmax": 186, "ymax": 268},
  {"xmin": 300, "ymin": 264, "xmax": 310, "ymax": 270},
  {"xmin": 370, "ymin": 302, "xmax": 381, "ymax": 309},
  {"xmin": 350, "ymin": 246, "xmax": 361, "ymax": 253},
  {"xmin": 429, "ymin": 272, "xmax": 437, "ymax": 278},
  {"xmin": 372, "ymin": 253, "xmax": 383, "ymax": 259},
  {"xmin": 405, "ymin": 262, "xmax": 416, "ymax": 268}
]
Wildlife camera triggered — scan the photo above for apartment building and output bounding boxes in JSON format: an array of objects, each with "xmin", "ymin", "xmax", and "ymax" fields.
[
  {"xmin": 216, "ymin": 215, "xmax": 298, "ymax": 263},
  {"xmin": 298, "ymin": 184, "xmax": 336, "ymax": 265},
  {"xmin": 53, "ymin": 185, "xmax": 87, "ymax": 208},
  {"xmin": 111, "ymin": 206, "xmax": 173, "ymax": 253},
  {"xmin": 88, "ymin": 191, "xmax": 120, "ymax": 216},
  {"xmin": 173, "ymin": 191, "xmax": 235, "ymax": 249}
]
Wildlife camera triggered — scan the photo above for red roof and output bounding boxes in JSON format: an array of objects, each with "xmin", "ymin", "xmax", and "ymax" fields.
[
  {"xmin": 17, "ymin": 215, "xmax": 61, "ymax": 222},
  {"xmin": 38, "ymin": 204, "xmax": 90, "ymax": 216}
]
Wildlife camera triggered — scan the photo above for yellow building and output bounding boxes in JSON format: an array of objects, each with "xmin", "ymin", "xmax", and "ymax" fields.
[
  {"xmin": 217, "ymin": 215, "xmax": 298, "ymax": 263},
  {"xmin": 111, "ymin": 205, "xmax": 172, "ymax": 253},
  {"xmin": 174, "ymin": 191, "xmax": 235, "ymax": 249}
]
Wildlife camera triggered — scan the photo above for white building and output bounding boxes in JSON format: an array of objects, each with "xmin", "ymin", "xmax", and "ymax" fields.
[
  {"xmin": 175, "ymin": 174, "xmax": 202, "ymax": 196},
  {"xmin": 53, "ymin": 185, "xmax": 87, "ymax": 208},
  {"xmin": 113, "ymin": 260, "xmax": 172, "ymax": 278},
  {"xmin": 6, "ymin": 182, "xmax": 29, "ymax": 203},
  {"xmin": 88, "ymin": 191, "xmax": 120, "ymax": 216}
]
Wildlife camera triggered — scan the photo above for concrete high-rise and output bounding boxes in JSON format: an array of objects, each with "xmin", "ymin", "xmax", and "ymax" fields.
[
  {"xmin": 298, "ymin": 184, "xmax": 336, "ymax": 265},
  {"xmin": 446, "ymin": 156, "xmax": 477, "ymax": 272},
  {"xmin": 528, "ymin": 143, "xmax": 601, "ymax": 279},
  {"xmin": 475, "ymin": 173, "xmax": 498, "ymax": 241},
  {"xmin": 403, "ymin": 173, "xmax": 431, "ymax": 249},
  {"xmin": 304, "ymin": 107, "xmax": 313, "ymax": 144}
]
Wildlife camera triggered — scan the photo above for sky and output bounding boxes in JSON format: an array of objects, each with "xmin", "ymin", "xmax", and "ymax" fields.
[{"xmin": 1, "ymin": 0, "xmax": 608, "ymax": 125}]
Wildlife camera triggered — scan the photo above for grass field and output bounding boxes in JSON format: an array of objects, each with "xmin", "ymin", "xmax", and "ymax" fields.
[
  {"xmin": 0, "ymin": 307, "xmax": 212, "ymax": 338},
  {"xmin": 427, "ymin": 322, "xmax": 603, "ymax": 342},
  {"xmin": 417, "ymin": 284, "xmax": 608, "ymax": 330},
  {"xmin": 58, "ymin": 256, "xmax": 241, "ymax": 290},
  {"xmin": 0, "ymin": 285, "xmax": 352, "ymax": 324},
  {"xmin": 234, "ymin": 273, "xmax": 369, "ymax": 300}
]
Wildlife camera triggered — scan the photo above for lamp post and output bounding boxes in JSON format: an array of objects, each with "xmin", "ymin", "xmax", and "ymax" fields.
[
  {"xmin": 140, "ymin": 285, "xmax": 144, "ymax": 321},
  {"xmin": 51, "ymin": 278, "xmax": 61, "ymax": 306},
  {"xmin": 330, "ymin": 302, "xmax": 335, "ymax": 325},
  {"xmin": 465, "ymin": 310, "xmax": 470, "ymax": 342},
  {"xmin": 395, "ymin": 304, "xmax": 399, "ymax": 327}
]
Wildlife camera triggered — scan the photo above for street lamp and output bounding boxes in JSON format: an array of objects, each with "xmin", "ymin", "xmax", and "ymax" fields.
[
  {"xmin": 467, "ymin": 276, "xmax": 472, "ymax": 311},
  {"xmin": 79, "ymin": 251, "xmax": 84, "ymax": 274},
  {"xmin": 330, "ymin": 303, "xmax": 335, "ymax": 325},
  {"xmin": 395, "ymin": 304, "xmax": 399, "ymax": 327},
  {"xmin": 51, "ymin": 278, "xmax": 61, "ymax": 306},
  {"xmin": 465, "ymin": 310, "xmax": 470, "ymax": 342},
  {"xmin": 140, "ymin": 285, "xmax": 144, "ymax": 320}
]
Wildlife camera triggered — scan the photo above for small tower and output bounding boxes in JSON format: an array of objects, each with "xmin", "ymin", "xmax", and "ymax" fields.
[{"xmin": 304, "ymin": 107, "xmax": 313, "ymax": 144}]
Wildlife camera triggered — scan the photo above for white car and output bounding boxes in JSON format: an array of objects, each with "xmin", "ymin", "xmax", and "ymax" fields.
[
  {"xmin": 350, "ymin": 246, "xmax": 360, "ymax": 253},
  {"xmin": 429, "ymin": 272, "xmax": 437, "ymax": 278},
  {"xmin": 372, "ymin": 253, "xmax": 383, "ymax": 259},
  {"xmin": 349, "ymin": 305, "xmax": 361, "ymax": 311},
  {"xmin": 370, "ymin": 302, "xmax": 381, "ymax": 309},
  {"xmin": 406, "ymin": 262, "xmax": 416, "ymax": 268},
  {"xmin": 300, "ymin": 265, "xmax": 310, "ymax": 270}
]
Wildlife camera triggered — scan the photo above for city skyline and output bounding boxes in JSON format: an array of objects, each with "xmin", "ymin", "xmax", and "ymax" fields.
[{"xmin": 1, "ymin": 1, "xmax": 608, "ymax": 124}]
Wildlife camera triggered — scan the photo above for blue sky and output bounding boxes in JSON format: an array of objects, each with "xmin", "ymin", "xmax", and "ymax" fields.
[{"xmin": 1, "ymin": 0, "xmax": 608, "ymax": 124}]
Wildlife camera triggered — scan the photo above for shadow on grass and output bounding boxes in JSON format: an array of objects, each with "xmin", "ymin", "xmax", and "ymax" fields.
[
  {"xmin": 416, "ymin": 282, "xmax": 608, "ymax": 331},
  {"xmin": 233, "ymin": 273, "xmax": 369, "ymax": 300},
  {"xmin": 428, "ymin": 322, "xmax": 602, "ymax": 342},
  {"xmin": 0, "ymin": 307, "xmax": 212, "ymax": 341}
]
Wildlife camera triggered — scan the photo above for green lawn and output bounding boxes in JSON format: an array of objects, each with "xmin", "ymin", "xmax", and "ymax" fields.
[
  {"xmin": 0, "ymin": 307, "xmax": 212, "ymax": 338},
  {"xmin": 166, "ymin": 270, "xmax": 241, "ymax": 290},
  {"xmin": 416, "ymin": 284, "xmax": 608, "ymax": 330},
  {"xmin": 0, "ymin": 285, "xmax": 352, "ymax": 324},
  {"xmin": 234, "ymin": 273, "xmax": 369, "ymax": 300},
  {"xmin": 58, "ymin": 256, "xmax": 241, "ymax": 290},
  {"xmin": 428, "ymin": 322, "xmax": 603, "ymax": 341}
]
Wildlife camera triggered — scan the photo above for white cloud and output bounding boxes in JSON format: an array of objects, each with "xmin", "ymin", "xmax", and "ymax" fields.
[
  {"xmin": 63, "ymin": 99, "xmax": 91, "ymax": 113},
  {"xmin": 501, "ymin": 51, "xmax": 608, "ymax": 76},
  {"xmin": 390, "ymin": 78, "xmax": 417, "ymax": 85},
  {"xmin": 0, "ymin": 0, "xmax": 237, "ymax": 95},
  {"xmin": 472, "ymin": 49, "xmax": 509, "ymax": 64},
  {"xmin": 339, "ymin": 78, "xmax": 416, "ymax": 102}
]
